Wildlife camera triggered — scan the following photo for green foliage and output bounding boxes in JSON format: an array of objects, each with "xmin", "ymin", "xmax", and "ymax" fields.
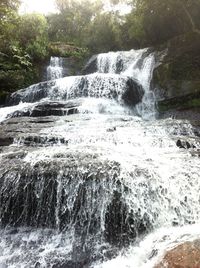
[
  {"xmin": 85, "ymin": 12, "xmax": 122, "ymax": 52},
  {"xmin": 47, "ymin": 0, "xmax": 123, "ymax": 52},
  {"xmin": 10, "ymin": 44, "xmax": 32, "ymax": 68},
  {"xmin": 1, "ymin": 0, "xmax": 200, "ymax": 104},
  {"xmin": 48, "ymin": 0, "xmax": 103, "ymax": 47},
  {"xmin": 18, "ymin": 14, "xmax": 48, "ymax": 61},
  {"xmin": 0, "ymin": 2, "xmax": 49, "ymax": 101},
  {"xmin": 126, "ymin": 0, "xmax": 200, "ymax": 46}
]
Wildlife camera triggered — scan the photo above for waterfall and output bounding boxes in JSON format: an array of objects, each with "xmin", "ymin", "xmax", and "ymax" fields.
[
  {"xmin": 0, "ymin": 49, "xmax": 199, "ymax": 268},
  {"xmin": 47, "ymin": 57, "xmax": 64, "ymax": 80},
  {"xmin": 96, "ymin": 49, "xmax": 156, "ymax": 119}
]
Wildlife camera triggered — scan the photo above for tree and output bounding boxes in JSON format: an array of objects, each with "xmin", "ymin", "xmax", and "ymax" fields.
[
  {"xmin": 18, "ymin": 14, "xmax": 48, "ymax": 61},
  {"xmin": 125, "ymin": 0, "xmax": 200, "ymax": 46},
  {"xmin": 85, "ymin": 12, "xmax": 122, "ymax": 52},
  {"xmin": 0, "ymin": 0, "xmax": 20, "ymax": 18},
  {"xmin": 48, "ymin": 0, "xmax": 103, "ymax": 46}
]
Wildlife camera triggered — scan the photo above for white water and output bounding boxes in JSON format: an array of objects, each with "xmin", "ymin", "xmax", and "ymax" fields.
[
  {"xmin": 0, "ymin": 102, "xmax": 39, "ymax": 123},
  {"xmin": 94, "ymin": 224, "xmax": 200, "ymax": 268},
  {"xmin": 47, "ymin": 57, "xmax": 63, "ymax": 80},
  {"xmin": 97, "ymin": 49, "xmax": 156, "ymax": 119},
  {"xmin": 0, "ymin": 49, "xmax": 200, "ymax": 268}
]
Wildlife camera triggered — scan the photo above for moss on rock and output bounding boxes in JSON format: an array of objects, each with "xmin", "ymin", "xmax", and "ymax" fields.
[{"xmin": 48, "ymin": 42, "xmax": 89, "ymax": 59}]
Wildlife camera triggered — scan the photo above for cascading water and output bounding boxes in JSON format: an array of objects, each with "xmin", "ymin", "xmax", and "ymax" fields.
[
  {"xmin": 96, "ymin": 49, "xmax": 156, "ymax": 119},
  {"xmin": 47, "ymin": 57, "xmax": 64, "ymax": 80},
  {"xmin": 0, "ymin": 48, "xmax": 200, "ymax": 268}
]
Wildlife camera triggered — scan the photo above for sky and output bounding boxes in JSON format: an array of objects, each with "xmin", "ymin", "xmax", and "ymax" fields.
[
  {"xmin": 19, "ymin": 0, "xmax": 57, "ymax": 14},
  {"xmin": 19, "ymin": 0, "xmax": 131, "ymax": 15}
]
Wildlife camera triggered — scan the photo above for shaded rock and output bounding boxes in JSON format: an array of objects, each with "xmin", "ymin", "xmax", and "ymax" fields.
[
  {"xmin": 105, "ymin": 188, "xmax": 151, "ymax": 247},
  {"xmin": 157, "ymin": 86, "xmax": 200, "ymax": 113},
  {"xmin": 186, "ymin": 141, "xmax": 192, "ymax": 149},
  {"xmin": 0, "ymin": 116, "xmax": 57, "ymax": 146},
  {"xmin": 176, "ymin": 139, "xmax": 185, "ymax": 149},
  {"xmin": 107, "ymin": 126, "xmax": 116, "ymax": 132},
  {"xmin": 122, "ymin": 79, "xmax": 144, "ymax": 106},
  {"xmin": 34, "ymin": 262, "xmax": 41, "ymax": 268},
  {"xmin": 52, "ymin": 260, "xmax": 89, "ymax": 268},
  {"xmin": 155, "ymin": 239, "xmax": 200, "ymax": 268},
  {"xmin": 21, "ymin": 135, "xmax": 68, "ymax": 147},
  {"xmin": 46, "ymin": 56, "xmax": 85, "ymax": 79},
  {"xmin": 176, "ymin": 139, "xmax": 196, "ymax": 150},
  {"xmin": 153, "ymin": 32, "xmax": 200, "ymax": 114},
  {"xmin": 7, "ymin": 80, "xmax": 56, "ymax": 106},
  {"xmin": 82, "ymin": 55, "xmax": 97, "ymax": 75},
  {"xmin": 11, "ymin": 101, "xmax": 81, "ymax": 118},
  {"xmin": 0, "ymin": 137, "xmax": 13, "ymax": 146}
]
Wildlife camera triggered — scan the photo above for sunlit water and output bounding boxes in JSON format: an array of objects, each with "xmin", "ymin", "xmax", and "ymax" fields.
[{"xmin": 0, "ymin": 49, "xmax": 200, "ymax": 268}]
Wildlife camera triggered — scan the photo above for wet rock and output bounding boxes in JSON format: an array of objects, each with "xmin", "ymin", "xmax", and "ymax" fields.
[
  {"xmin": 82, "ymin": 55, "xmax": 97, "ymax": 75},
  {"xmin": 155, "ymin": 239, "xmax": 200, "ymax": 268},
  {"xmin": 10, "ymin": 101, "xmax": 81, "ymax": 118},
  {"xmin": 34, "ymin": 262, "xmax": 41, "ymax": 268},
  {"xmin": 52, "ymin": 260, "xmax": 88, "ymax": 268},
  {"xmin": 0, "ymin": 137, "xmax": 13, "ymax": 146},
  {"xmin": 7, "ymin": 80, "xmax": 56, "ymax": 105},
  {"xmin": 6, "ymin": 75, "xmax": 143, "ymax": 107},
  {"xmin": 153, "ymin": 32, "xmax": 200, "ymax": 114},
  {"xmin": 107, "ymin": 126, "xmax": 116, "ymax": 132},
  {"xmin": 176, "ymin": 139, "xmax": 196, "ymax": 150},
  {"xmin": 115, "ymin": 58, "xmax": 124, "ymax": 74},
  {"xmin": 186, "ymin": 141, "xmax": 191, "ymax": 149},
  {"xmin": 21, "ymin": 135, "xmax": 68, "ymax": 147},
  {"xmin": 0, "ymin": 155, "xmax": 120, "ymax": 230},
  {"xmin": 105, "ymin": 189, "xmax": 151, "ymax": 247},
  {"xmin": 122, "ymin": 79, "xmax": 144, "ymax": 106},
  {"xmin": 176, "ymin": 139, "xmax": 185, "ymax": 149},
  {"xmin": 0, "ymin": 117, "xmax": 57, "ymax": 150}
]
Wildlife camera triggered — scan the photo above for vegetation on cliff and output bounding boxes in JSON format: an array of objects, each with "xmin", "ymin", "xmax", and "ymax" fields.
[
  {"xmin": 0, "ymin": 1, "xmax": 49, "ymax": 103},
  {"xmin": 1, "ymin": 0, "xmax": 200, "ymax": 106}
]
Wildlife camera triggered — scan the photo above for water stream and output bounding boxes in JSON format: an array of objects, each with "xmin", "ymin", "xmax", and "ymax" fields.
[
  {"xmin": 47, "ymin": 57, "xmax": 64, "ymax": 80},
  {"xmin": 0, "ymin": 49, "xmax": 199, "ymax": 268}
]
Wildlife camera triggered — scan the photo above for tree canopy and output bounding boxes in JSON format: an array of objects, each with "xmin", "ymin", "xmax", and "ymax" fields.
[{"xmin": 0, "ymin": 0, "xmax": 200, "ymax": 102}]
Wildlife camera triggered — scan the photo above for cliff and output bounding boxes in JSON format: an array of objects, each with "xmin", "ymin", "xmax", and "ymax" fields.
[{"xmin": 153, "ymin": 32, "xmax": 200, "ymax": 119}]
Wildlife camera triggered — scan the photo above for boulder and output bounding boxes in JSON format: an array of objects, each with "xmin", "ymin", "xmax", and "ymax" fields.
[
  {"xmin": 0, "ymin": 137, "xmax": 13, "ymax": 146},
  {"xmin": 155, "ymin": 239, "xmax": 200, "ymax": 268},
  {"xmin": 122, "ymin": 79, "xmax": 144, "ymax": 106}
]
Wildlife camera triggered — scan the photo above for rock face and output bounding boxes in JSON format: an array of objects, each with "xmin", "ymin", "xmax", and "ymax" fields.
[
  {"xmin": 10, "ymin": 100, "xmax": 81, "ymax": 118},
  {"xmin": 153, "ymin": 32, "xmax": 200, "ymax": 115},
  {"xmin": 82, "ymin": 55, "xmax": 98, "ymax": 75},
  {"xmin": 7, "ymin": 80, "xmax": 56, "ymax": 105},
  {"xmin": 155, "ymin": 239, "xmax": 200, "ymax": 268}
]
